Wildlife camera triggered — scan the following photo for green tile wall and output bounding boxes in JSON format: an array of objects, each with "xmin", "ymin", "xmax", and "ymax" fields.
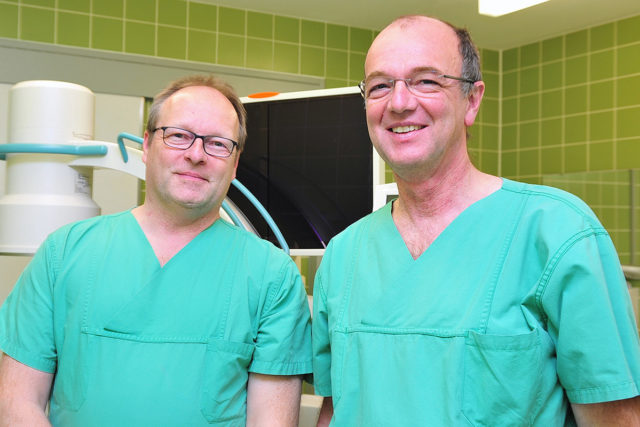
[
  {"xmin": 501, "ymin": 14, "xmax": 640, "ymax": 183},
  {"xmin": 0, "ymin": 0, "xmax": 375, "ymax": 88},
  {"xmin": 467, "ymin": 47, "xmax": 500, "ymax": 177}
]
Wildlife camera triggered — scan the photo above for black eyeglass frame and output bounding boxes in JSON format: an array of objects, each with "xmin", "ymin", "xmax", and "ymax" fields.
[
  {"xmin": 358, "ymin": 74, "xmax": 478, "ymax": 99},
  {"xmin": 153, "ymin": 126, "xmax": 238, "ymax": 158}
]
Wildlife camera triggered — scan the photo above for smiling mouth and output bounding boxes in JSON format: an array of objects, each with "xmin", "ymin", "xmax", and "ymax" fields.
[
  {"xmin": 178, "ymin": 172, "xmax": 207, "ymax": 181},
  {"xmin": 390, "ymin": 125, "xmax": 425, "ymax": 134}
]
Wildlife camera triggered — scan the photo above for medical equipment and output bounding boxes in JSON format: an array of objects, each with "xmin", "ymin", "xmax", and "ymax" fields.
[
  {"xmin": 0, "ymin": 80, "xmax": 288, "ymax": 255},
  {"xmin": 235, "ymin": 87, "xmax": 374, "ymax": 253}
]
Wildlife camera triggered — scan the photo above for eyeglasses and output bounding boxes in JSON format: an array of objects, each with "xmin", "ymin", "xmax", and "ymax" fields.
[
  {"xmin": 359, "ymin": 70, "xmax": 477, "ymax": 101},
  {"xmin": 153, "ymin": 126, "xmax": 238, "ymax": 158}
]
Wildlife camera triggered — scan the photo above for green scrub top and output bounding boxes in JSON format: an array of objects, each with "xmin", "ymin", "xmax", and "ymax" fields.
[
  {"xmin": 0, "ymin": 211, "xmax": 312, "ymax": 426},
  {"xmin": 313, "ymin": 178, "xmax": 640, "ymax": 426}
]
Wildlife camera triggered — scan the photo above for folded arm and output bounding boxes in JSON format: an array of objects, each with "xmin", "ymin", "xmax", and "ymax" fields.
[{"xmin": 0, "ymin": 353, "xmax": 53, "ymax": 426}]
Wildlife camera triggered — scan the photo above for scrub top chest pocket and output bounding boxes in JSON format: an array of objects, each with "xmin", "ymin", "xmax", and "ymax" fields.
[
  {"xmin": 201, "ymin": 339, "xmax": 256, "ymax": 424},
  {"xmin": 462, "ymin": 329, "xmax": 546, "ymax": 426}
]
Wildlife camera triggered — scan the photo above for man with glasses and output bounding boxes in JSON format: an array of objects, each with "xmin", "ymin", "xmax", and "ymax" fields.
[
  {"xmin": 0, "ymin": 75, "xmax": 312, "ymax": 425},
  {"xmin": 312, "ymin": 15, "xmax": 640, "ymax": 425}
]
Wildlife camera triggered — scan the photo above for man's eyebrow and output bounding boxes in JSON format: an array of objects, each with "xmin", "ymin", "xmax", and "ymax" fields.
[
  {"xmin": 362, "ymin": 70, "xmax": 390, "ymax": 80},
  {"xmin": 411, "ymin": 66, "xmax": 444, "ymax": 75},
  {"xmin": 364, "ymin": 66, "xmax": 443, "ymax": 80}
]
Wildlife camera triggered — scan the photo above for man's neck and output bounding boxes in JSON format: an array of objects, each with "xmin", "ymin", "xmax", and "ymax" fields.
[
  {"xmin": 131, "ymin": 202, "xmax": 220, "ymax": 266},
  {"xmin": 391, "ymin": 160, "xmax": 502, "ymax": 259}
]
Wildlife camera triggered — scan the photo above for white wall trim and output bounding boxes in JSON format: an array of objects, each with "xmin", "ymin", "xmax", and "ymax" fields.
[{"xmin": 0, "ymin": 37, "xmax": 324, "ymax": 98}]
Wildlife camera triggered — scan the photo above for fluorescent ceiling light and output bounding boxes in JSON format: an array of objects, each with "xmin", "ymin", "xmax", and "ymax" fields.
[{"xmin": 478, "ymin": 0, "xmax": 550, "ymax": 17}]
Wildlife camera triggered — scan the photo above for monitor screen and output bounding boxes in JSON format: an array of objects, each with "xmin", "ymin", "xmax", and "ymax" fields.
[{"xmin": 230, "ymin": 89, "xmax": 372, "ymax": 250}]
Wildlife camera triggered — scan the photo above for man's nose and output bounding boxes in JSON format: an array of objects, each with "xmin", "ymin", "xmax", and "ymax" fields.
[
  {"xmin": 185, "ymin": 136, "xmax": 208, "ymax": 162},
  {"xmin": 388, "ymin": 80, "xmax": 418, "ymax": 113}
]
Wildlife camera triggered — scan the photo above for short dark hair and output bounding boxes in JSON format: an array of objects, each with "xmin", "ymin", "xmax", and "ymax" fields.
[
  {"xmin": 146, "ymin": 74, "xmax": 247, "ymax": 152},
  {"xmin": 449, "ymin": 25, "xmax": 483, "ymax": 95}
]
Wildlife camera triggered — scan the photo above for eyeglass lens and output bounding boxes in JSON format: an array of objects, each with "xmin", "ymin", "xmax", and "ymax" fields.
[
  {"xmin": 161, "ymin": 127, "xmax": 235, "ymax": 157},
  {"xmin": 361, "ymin": 71, "xmax": 470, "ymax": 100}
]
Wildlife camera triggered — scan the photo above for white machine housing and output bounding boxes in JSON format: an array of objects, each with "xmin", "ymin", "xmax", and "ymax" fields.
[{"xmin": 0, "ymin": 81, "xmax": 100, "ymax": 254}]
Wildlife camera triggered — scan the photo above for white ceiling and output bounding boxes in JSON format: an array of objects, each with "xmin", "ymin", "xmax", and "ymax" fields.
[{"xmin": 205, "ymin": 0, "xmax": 640, "ymax": 50}]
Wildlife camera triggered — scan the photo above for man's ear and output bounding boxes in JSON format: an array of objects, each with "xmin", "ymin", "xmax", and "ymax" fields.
[
  {"xmin": 231, "ymin": 151, "xmax": 240, "ymax": 181},
  {"xmin": 464, "ymin": 81, "xmax": 485, "ymax": 128},
  {"xmin": 141, "ymin": 130, "xmax": 150, "ymax": 164}
]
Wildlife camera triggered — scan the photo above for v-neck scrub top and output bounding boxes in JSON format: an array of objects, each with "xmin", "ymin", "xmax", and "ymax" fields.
[
  {"xmin": 0, "ymin": 211, "xmax": 312, "ymax": 426},
  {"xmin": 312, "ymin": 178, "xmax": 640, "ymax": 426}
]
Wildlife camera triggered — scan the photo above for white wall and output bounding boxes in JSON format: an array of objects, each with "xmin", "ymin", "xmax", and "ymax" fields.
[{"xmin": 0, "ymin": 86, "xmax": 144, "ymax": 303}]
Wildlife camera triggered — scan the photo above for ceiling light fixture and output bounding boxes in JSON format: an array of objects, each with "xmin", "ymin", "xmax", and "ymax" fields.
[{"xmin": 478, "ymin": 0, "xmax": 550, "ymax": 17}]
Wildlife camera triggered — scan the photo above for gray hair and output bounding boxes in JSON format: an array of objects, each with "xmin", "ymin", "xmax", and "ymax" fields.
[{"xmin": 449, "ymin": 25, "xmax": 483, "ymax": 95}]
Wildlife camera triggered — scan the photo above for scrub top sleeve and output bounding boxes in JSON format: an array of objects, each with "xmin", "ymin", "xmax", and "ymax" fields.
[
  {"xmin": 250, "ymin": 257, "xmax": 312, "ymax": 376},
  {"xmin": 0, "ymin": 237, "xmax": 58, "ymax": 373},
  {"xmin": 311, "ymin": 264, "xmax": 332, "ymax": 396},
  {"xmin": 541, "ymin": 230, "xmax": 640, "ymax": 404}
]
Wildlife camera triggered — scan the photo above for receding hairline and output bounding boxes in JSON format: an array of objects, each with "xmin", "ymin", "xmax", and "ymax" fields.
[
  {"xmin": 367, "ymin": 15, "xmax": 460, "ymax": 68},
  {"xmin": 163, "ymin": 85, "xmax": 240, "ymax": 132},
  {"xmin": 388, "ymin": 15, "xmax": 449, "ymax": 28},
  {"xmin": 379, "ymin": 15, "xmax": 459, "ymax": 41}
]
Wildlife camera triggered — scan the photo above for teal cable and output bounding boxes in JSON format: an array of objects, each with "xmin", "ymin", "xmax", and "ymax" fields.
[
  {"xmin": 221, "ymin": 200, "xmax": 243, "ymax": 228},
  {"xmin": 231, "ymin": 179, "xmax": 289, "ymax": 254},
  {"xmin": 0, "ymin": 143, "xmax": 107, "ymax": 161},
  {"xmin": 117, "ymin": 132, "xmax": 143, "ymax": 162}
]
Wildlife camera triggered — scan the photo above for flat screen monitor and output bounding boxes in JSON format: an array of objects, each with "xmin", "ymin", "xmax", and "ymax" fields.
[{"xmin": 230, "ymin": 87, "xmax": 372, "ymax": 252}]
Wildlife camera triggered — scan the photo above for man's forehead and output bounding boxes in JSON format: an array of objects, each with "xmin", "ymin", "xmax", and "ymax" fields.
[
  {"xmin": 375, "ymin": 17, "xmax": 457, "ymax": 51},
  {"xmin": 168, "ymin": 85, "xmax": 222, "ymax": 102},
  {"xmin": 158, "ymin": 86, "xmax": 239, "ymax": 133},
  {"xmin": 162, "ymin": 86, "xmax": 234, "ymax": 115},
  {"xmin": 365, "ymin": 18, "xmax": 460, "ymax": 74}
]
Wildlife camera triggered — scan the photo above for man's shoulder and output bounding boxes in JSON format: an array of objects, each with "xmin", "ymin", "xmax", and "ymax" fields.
[
  {"xmin": 54, "ymin": 210, "xmax": 131, "ymax": 236},
  {"xmin": 501, "ymin": 178, "xmax": 602, "ymax": 226},
  {"xmin": 45, "ymin": 211, "xmax": 133, "ymax": 250},
  {"xmin": 324, "ymin": 206, "xmax": 386, "ymax": 253},
  {"xmin": 213, "ymin": 220, "xmax": 291, "ymax": 261}
]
